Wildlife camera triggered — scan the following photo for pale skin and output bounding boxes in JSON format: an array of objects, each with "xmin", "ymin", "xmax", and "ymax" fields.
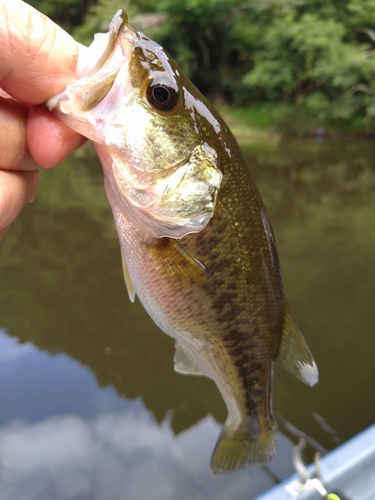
[{"xmin": 0, "ymin": 0, "xmax": 87, "ymax": 241}]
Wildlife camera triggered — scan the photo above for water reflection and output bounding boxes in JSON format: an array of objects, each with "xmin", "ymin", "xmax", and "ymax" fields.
[
  {"xmin": 0, "ymin": 137, "xmax": 374, "ymax": 496},
  {"xmin": 0, "ymin": 332, "xmax": 128, "ymax": 424},
  {"xmin": 0, "ymin": 330, "xmax": 293, "ymax": 500},
  {"xmin": 242, "ymin": 137, "xmax": 375, "ymax": 449}
]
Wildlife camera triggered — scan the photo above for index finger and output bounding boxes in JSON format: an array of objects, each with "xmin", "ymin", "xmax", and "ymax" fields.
[{"xmin": 0, "ymin": 0, "xmax": 85, "ymax": 104}]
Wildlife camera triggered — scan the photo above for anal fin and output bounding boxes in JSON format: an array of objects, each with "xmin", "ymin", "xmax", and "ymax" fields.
[
  {"xmin": 174, "ymin": 341, "xmax": 206, "ymax": 377},
  {"xmin": 276, "ymin": 300, "xmax": 318, "ymax": 386},
  {"xmin": 121, "ymin": 247, "xmax": 135, "ymax": 303}
]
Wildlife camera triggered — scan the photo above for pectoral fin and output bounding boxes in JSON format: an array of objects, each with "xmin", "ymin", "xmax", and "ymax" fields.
[
  {"xmin": 276, "ymin": 301, "xmax": 318, "ymax": 386},
  {"xmin": 174, "ymin": 341, "xmax": 206, "ymax": 376},
  {"xmin": 170, "ymin": 239, "xmax": 208, "ymax": 274},
  {"xmin": 121, "ymin": 247, "xmax": 135, "ymax": 303},
  {"xmin": 148, "ymin": 238, "xmax": 208, "ymax": 288}
]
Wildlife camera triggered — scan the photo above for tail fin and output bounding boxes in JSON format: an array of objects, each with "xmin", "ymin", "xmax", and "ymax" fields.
[{"xmin": 210, "ymin": 426, "xmax": 277, "ymax": 475}]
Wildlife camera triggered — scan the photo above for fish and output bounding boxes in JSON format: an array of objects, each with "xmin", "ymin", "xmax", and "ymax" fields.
[{"xmin": 47, "ymin": 10, "xmax": 318, "ymax": 474}]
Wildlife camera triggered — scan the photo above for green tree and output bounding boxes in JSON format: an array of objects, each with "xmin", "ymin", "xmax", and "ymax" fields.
[
  {"xmin": 238, "ymin": 1, "xmax": 375, "ymax": 121},
  {"xmin": 153, "ymin": 0, "xmax": 241, "ymax": 99}
]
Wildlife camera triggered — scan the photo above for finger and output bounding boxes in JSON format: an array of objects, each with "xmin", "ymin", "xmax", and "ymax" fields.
[
  {"xmin": 27, "ymin": 106, "xmax": 87, "ymax": 168},
  {"xmin": 0, "ymin": 0, "xmax": 86, "ymax": 104},
  {"xmin": 0, "ymin": 169, "xmax": 40, "ymax": 230},
  {"xmin": 0, "ymin": 97, "xmax": 39, "ymax": 171}
]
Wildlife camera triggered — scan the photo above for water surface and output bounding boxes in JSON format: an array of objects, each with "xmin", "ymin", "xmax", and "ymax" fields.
[{"xmin": 0, "ymin": 134, "xmax": 374, "ymax": 499}]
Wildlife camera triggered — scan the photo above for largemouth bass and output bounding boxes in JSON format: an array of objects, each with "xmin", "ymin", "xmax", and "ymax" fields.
[{"xmin": 47, "ymin": 10, "xmax": 318, "ymax": 474}]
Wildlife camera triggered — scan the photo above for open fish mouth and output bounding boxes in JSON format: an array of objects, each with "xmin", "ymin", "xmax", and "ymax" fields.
[{"xmin": 47, "ymin": 11, "xmax": 135, "ymax": 137}]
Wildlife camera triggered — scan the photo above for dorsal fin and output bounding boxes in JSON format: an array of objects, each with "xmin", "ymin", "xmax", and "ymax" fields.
[
  {"xmin": 121, "ymin": 247, "xmax": 135, "ymax": 303},
  {"xmin": 174, "ymin": 341, "xmax": 206, "ymax": 377},
  {"xmin": 276, "ymin": 301, "xmax": 318, "ymax": 386}
]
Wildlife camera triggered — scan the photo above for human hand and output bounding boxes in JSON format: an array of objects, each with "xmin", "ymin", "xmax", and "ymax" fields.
[{"xmin": 0, "ymin": 0, "xmax": 87, "ymax": 241}]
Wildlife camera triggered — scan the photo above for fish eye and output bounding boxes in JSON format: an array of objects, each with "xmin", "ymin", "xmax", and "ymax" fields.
[{"xmin": 146, "ymin": 83, "xmax": 179, "ymax": 112}]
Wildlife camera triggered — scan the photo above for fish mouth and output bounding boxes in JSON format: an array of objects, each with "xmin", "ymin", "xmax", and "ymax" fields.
[
  {"xmin": 46, "ymin": 10, "xmax": 135, "ymax": 140},
  {"xmin": 85, "ymin": 10, "xmax": 134, "ymax": 79}
]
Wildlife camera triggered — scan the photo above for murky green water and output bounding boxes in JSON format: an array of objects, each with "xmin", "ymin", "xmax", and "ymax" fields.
[{"xmin": 0, "ymin": 134, "xmax": 374, "ymax": 499}]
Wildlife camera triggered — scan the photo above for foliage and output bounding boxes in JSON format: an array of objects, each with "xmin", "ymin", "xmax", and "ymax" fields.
[
  {"xmin": 151, "ymin": 0, "xmax": 243, "ymax": 99},
  {"xmin": 153, "ymin": 0, "xmax": 375, "ymax": 123},
  {"xmin": 238, "ymin": 2, "xmax": 375, "ymax": 122},
  {"xmin": 27, "ymin": 0, "xmax": 375, "ymax": 129},
  {"xmin": 72, "ymin": 0, "xmax": 131, "ymax": 44},
  {"xmin": 153, "ymin": 0, "xmax": 375, "ymax": 125}
]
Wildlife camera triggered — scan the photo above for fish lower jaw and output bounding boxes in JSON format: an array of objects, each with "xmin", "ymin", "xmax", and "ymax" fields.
[{"xmin": 46, "ymin": 100, "xmax": 106, "ymax": 143}]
